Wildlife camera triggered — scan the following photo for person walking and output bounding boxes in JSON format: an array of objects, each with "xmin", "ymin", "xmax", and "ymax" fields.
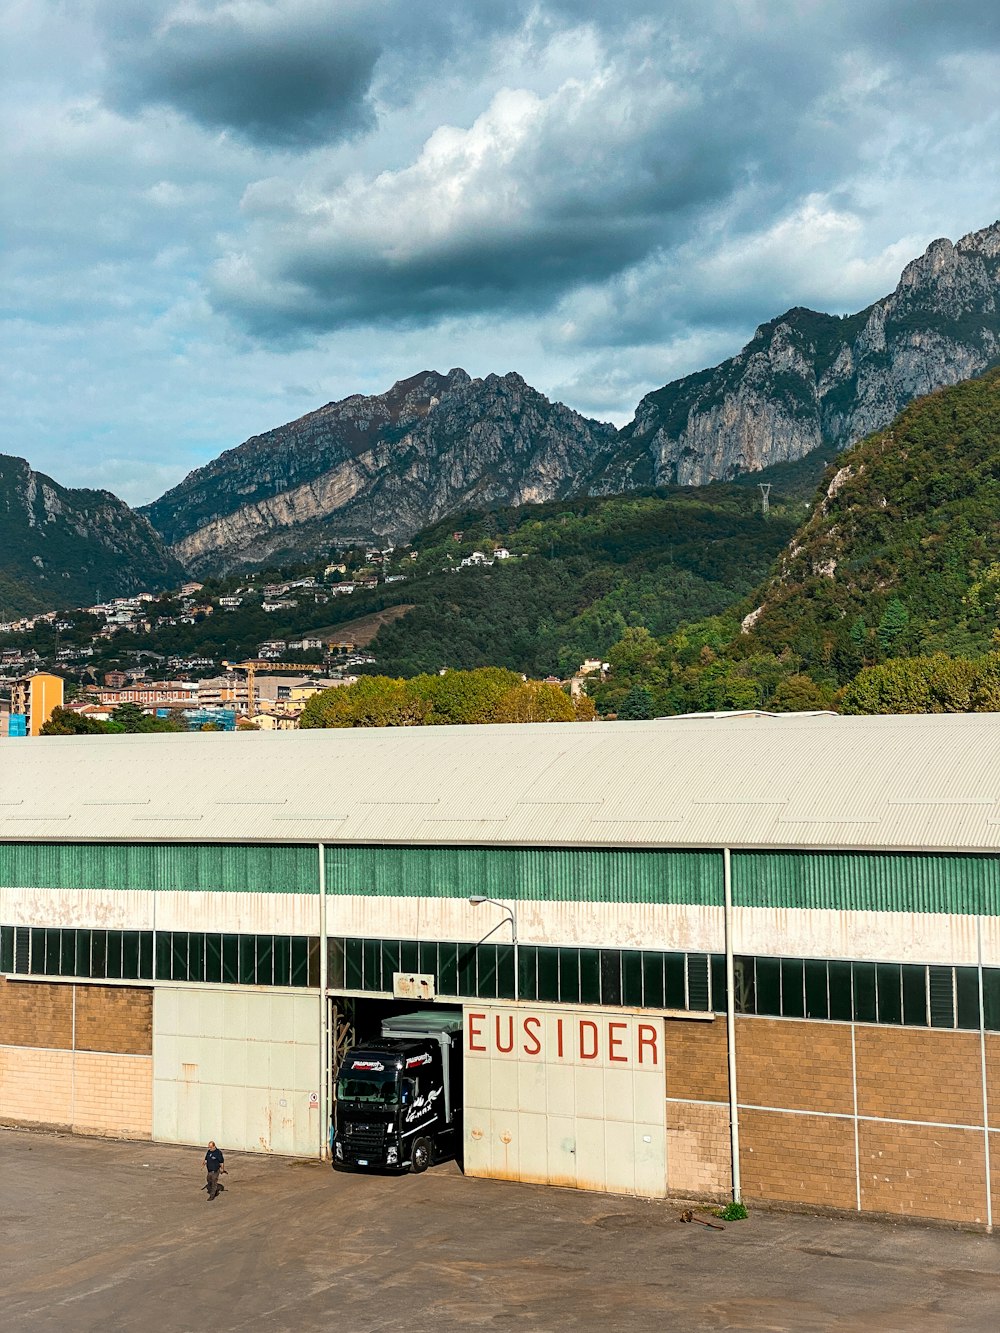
[{"xmin": 204, "ymin": 1141, "xmax": 226, "ymax": 1200}]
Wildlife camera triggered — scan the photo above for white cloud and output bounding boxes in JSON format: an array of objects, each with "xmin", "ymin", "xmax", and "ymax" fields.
[{"xmin": 1, "ymin": 0, "xmax": 999, "ymax": 502}]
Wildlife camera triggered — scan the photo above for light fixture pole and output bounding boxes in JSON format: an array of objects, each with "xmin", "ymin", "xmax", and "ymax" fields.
[{"xmin": 468, "ymin": 896, "xmax": 519, "ymax": 1001}]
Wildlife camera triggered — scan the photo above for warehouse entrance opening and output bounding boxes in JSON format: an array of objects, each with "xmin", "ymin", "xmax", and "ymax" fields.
[
  {"xmin": 328, "ymin": 995, "xmax": 464, "ymax": 1106},
  {"xmin": 329, "ymin": 997, "xmax": 465, "ymax": 1172}
]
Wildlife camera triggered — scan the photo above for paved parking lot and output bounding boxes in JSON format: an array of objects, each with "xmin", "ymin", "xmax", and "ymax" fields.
[{"xmin": 2, "ymin": 1127, "xmax": 998, "ymax": 1332}]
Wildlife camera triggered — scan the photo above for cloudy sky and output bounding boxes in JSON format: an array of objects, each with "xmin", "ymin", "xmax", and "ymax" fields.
[{"xmin": 4, "ymin": 1, "xmax": 999, "ymax": 504}]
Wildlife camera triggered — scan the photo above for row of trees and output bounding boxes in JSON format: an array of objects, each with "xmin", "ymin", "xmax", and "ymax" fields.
[
  {"xmin": 299, "ymin": 668, "xmax": 595, "ymax": 728},
  {"xmin": 584, "ymin": 622, "xmax": 1000, "ymax": 719},
  {"xmin": 42, "ymin": 703, "xmax": 189, "ymax": 735},
  {"xmin": 841, "ymin": 652, "xmax": 1000, "ymax": 714}
]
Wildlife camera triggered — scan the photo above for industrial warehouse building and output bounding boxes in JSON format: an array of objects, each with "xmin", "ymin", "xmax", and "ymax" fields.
[{"xmin": 1, "ymin": 714, "xmax": 998, "ymax": 1228}]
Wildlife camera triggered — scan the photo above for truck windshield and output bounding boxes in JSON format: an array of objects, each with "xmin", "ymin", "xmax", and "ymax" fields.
[{"xmin": 337, "ymin": 1067, "xmax": 399, "ymax": 1105}]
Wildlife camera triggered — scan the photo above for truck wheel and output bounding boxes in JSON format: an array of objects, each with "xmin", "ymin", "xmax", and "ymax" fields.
[{"xmin": 410, "ymin": 1137, "xmax": 432, "ymax": 1174}]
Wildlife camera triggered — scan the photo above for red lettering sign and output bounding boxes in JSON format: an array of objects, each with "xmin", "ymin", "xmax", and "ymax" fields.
[
  {"xmin": 466, "ymin": 1008, "xmax": 662, "ymax": 1067},
  {"xmin": 637, "ymin": 1023, "xmax": 660, "ymax": 1066},
  {"xmin": 522, "ymin": 1016, "xmax": 542, "ymax": 1056},
  {"xmin": 608, "ymin": 1021, "xmax": 628, "ymax": 1062},
  {"xmin": 468, "ymin": 1011, "xmax": 487, "ymax": 1052},
  {"xmin": 579, "ymin": 1020, "xmax": 599, "ymax": 1060},
  {"xmin": 495, "ymin": 1013, "xmax": 515, "ymax": 1054}
]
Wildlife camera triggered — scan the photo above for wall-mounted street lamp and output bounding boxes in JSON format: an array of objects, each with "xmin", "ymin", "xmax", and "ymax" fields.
[{"xmin": 468, "ymin": 896, "xmax": 519, "ymax": 1002}]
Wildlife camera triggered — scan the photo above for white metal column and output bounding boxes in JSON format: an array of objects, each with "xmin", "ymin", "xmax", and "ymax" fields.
[
  {"xmin": 318, "ymin": 842, "xmax": 328, "ymax": 1161},
  {"xmin": 723, "ymin": 846, "xmax": 741, "ymax": 1202}
]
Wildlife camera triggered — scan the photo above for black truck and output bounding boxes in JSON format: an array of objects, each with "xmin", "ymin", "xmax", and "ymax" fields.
[{"xmin": 333, "ymin": 1010, "xmax": 463, "ymax": 1173}]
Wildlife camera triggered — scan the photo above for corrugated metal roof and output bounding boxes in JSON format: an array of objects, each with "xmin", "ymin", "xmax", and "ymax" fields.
[{"xmin": 1, "ymin": 713, "xmax": 999, "ymax": 852}]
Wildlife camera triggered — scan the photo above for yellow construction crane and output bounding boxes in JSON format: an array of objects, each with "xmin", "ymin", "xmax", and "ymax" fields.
[{"xmin": 222, "ymin": 658, "xmax": 349, "ymax": 713}]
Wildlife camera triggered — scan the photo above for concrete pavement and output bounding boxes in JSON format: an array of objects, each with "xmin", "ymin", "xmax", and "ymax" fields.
[{"xmin": 2, "ymin": 1127, "xmax": 998, "ymax": 1332}]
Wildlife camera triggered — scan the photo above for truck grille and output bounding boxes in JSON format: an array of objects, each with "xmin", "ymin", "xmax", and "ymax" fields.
[{"xmin": 345, "ymin": 1122, "xmax": 386, "ymax": 1153}]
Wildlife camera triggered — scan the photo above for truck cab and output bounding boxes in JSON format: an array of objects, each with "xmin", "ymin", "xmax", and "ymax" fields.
[{"xmin": 333, "ymin": 1010, "xmax": 463, "ymax": 1173}]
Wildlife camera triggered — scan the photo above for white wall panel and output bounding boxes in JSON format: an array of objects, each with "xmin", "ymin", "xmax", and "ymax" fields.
[
  {"xmin": 734, "ymin": 907, "xmax": 986, "ymax": 966},
  {"xmin": 152, "ymin": 984, "xmax": 321, "ymax": 1157},
  {"xmin": 464, "ymin": 1003, "xmax": 666, "ymax": 1198},
  {"xmin": 0, "ymin": 886, "xmax": 155, "ymax": 929},
  {"xmin": 153, "ymin": 891, "xmax": 318, "ymax": 936},
  {"xmin": 332, "ymin": 895, "xmax": 723, "ymax": 953}
]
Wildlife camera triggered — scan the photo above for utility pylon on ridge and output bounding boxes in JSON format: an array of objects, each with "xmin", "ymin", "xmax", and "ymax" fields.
[{"xmin": 758, "ymin": 483, "xmax": 771, "ymax": 516}]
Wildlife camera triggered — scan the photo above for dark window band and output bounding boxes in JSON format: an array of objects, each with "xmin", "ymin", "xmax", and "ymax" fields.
[{"xmin": 3, "ymin": 924, "xmax": 999, "ymax": 1031}]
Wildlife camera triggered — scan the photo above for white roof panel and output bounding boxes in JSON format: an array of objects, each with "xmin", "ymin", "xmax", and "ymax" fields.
[{"xmin": 0, "ymin": 713, "xmax": 999, "ymax": 852}]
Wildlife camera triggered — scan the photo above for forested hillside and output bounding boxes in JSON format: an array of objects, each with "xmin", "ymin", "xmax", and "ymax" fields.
[
  {"xmin": 0, "ymin": 455, "xmax": 184, "ymax": 616},
  {"xmin": 7, "ymin": 457, "xmax": 814, "ymax": 680},
  {"xmin": 589, "ymin": 368, "xmax": 1000, "ymax": 717},
  {"xmin": 366, "ymin": 466, "xmax": 818, "ymax": 677}
]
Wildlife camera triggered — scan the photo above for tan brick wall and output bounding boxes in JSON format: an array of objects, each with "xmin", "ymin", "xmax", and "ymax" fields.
[
  {"xmin": 991, "ymin": 1131, "xmax": 1000, "ymax": 1221},
  {"xmin": 0, "ymin": 1044, "xmax": 152, "ymax": 1138},
  {"xmin": 986, "ymin": 1034, "xmax": 1000, "ymax": 1131},
  {"xmin": 736, "ymin": 1017, "xmax": 853, "ymax": 1115},
  {"xmin": 855, "ymin": 1027, "xmax": 983, "ymax": 1126},
  {"xmin": 859, "ymin": 1121, "xmax": 988, "ymax": 1224},
  {"xmin": 74, "ymin": 985, "xmax": 152, "ymax": 1056},
  {"xmin": 665, "ymin": 1017, "xmax": 728, "ymax": 1103},
  {"xmin": 740, "ymin": 1108, "xmax": 857, "ymax": 1210},
  {"xmin": 0, "ymin": 1045, "xmax": 73, "ymax": 1126},
  {"xmin": 0, "ymin": 975, "xmax": 72, "ymax": 1049},
  {"xmin": 72, "ymin": 1052, "xmax": 152, "ymax": 1139},
  {"xmin": 666, "ymin": 1100, "xmax": 731, "ymax": 1197}
]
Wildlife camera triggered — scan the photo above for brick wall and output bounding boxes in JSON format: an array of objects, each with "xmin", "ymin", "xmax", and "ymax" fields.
[
  {"xmin": 665, "ymin": 1017, "xmax": 728, "ymax": 1102},
  {"xmin": 0, "ymin": 977, "xmax": 152, "ymax": 1138},
  {"xmin": 661, "ymin": 1015, "xmax": 1000, "ymax": 1221},
  {"xmin": 986, "ymin": 1034, "xmax": 1000, "ymax": 1130},
  {"xmin": 859, "ymin": 1121, "xmax": 988, "ymax": 1223},
  {"xmin": 740, "ymin": 1108, "xmax": 857, "ymax": 1211},
  {"xmin": 0, "ymin": 1046, "xmax": 73, "ymax": 1125},
  {"xmin": 855, "ymin": 1027, "xmax": 983, "ymax": 1126},
  {"xmin": 665, "ymin": 1101, "xmax": 731, "ymax": 1196},
  {"xmin": 0, "ymin": 976, "xmax": 72, "ymax": 1048},
  {"xmin": 736, "ymin": 1017, "xmax": 853, "ymax": 1116},
  {"xmin": 75, "ymin": 985, "xmax": 152, "ymax": 1056},
  {"xmin": 664, "ymin": 1017, "xmax": 731, "ymax": 1198},
  {"xmin": 73, "ymin": 1052, "xmax": 153, "ymax": 1138}
]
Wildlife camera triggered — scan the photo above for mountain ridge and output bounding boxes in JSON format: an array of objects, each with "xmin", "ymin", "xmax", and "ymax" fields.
[
  {"xmin": 142, "ymin": 369, "xmax": 617, "ymax": 574},
  {"xmin": 597, "ymin": 219, "xmax": 1000, "ymax": 489},
  {"xmin": 0, "ymin": 454, "xmax": 185, "ymax": 617},
  {"xmin": 140, "ymin": 220, "xmax": 1000, "ymax": 574}
]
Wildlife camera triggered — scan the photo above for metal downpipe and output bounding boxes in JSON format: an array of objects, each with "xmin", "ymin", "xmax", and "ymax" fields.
[{"xmin": 724, "ymin": 846, "xmax": 742, "ymax": 1202}]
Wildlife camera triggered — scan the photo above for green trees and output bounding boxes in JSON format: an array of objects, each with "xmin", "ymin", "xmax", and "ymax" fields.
[
  {"xmin": 577, "ymin": 369, "xmax": 1000, "ymax": 718},
  {"xmin": 617, "ymin": 686, "xmax": 656, "ymax": 720},
  {"xmin": 840, "ymin": 652, "xmax": 1000, "ymax": 714},
  {"xmin": 493, "ymin": 681, "xmax": 581, "ymax": 723},
  {"xmin": 299, "ymin": 676, "xmax": 425, "ymax": 729},
  {"xmin": 299, "ymin": 668, "xmax": 589, "ymax": 728},
  {"xmin": 39, "ymin": 703, "xmax": 185, "ymax": 735},
  {"xmin": 40, "ymin": 706, "xmax": 106, "ymax": 736},
  {"xmin": 876, "ymin": 598, "xmax": 910, "ymax": 657}
]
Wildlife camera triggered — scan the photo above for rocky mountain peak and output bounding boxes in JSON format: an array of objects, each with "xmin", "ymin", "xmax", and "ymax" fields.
[
  {"xmin": 144, "ymin": 369, "xmax": 615, "ymax": 573},
  {"xmin": 957, "ymin": 219, "xmax": 1000, "ymax": 259},
  {"xmin": 593, "ymin": 220, "xmax": 1000, "ymax": 490}
]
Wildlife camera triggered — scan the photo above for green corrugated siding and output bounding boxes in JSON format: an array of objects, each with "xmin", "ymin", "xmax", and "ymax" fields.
[
  {"xmin": 324, "ymin": 845, "xmax": 722, "ymax": 904},
  {"xmin": 4, "ymin": 842, "xmax": 994, "ymax": 913},
  {"xmin": 734, "ymin": 851, "xmax": 1000, "ymax": 915},
  {"xmin": 0, "ymin": 843, "xmax": 318, "ymax": 893}
]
